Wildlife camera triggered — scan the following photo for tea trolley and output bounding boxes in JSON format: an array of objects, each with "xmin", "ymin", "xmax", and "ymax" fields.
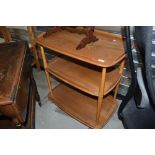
[{"xmin": 37, "ymin": 29, "xmax": 126, "ymax": 128}]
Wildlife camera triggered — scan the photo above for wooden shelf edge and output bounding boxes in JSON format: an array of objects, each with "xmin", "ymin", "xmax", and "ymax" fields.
[
  {"xmin": 104, "ymin": 76, "xmax": 121, "ymax": 96},
  {"xmin": 47, "ymin": 56, "xmax": 121, "ymax": 97},
  {"xmin": 36, "ymin": 30, "xmax": 126, "ymax": 68},
  {"xmin": 48, "ymin": 84, "xmax": 118, "ymax": 129}
]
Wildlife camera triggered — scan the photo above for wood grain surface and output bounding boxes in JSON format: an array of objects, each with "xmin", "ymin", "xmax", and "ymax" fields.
[
  {"xmin": 49, "ymin": 83, "xmax": 118, "ymax": 129},
  {"xmin": 37, "ymin": 30, "xmax": 126, "ymax": 67},
  {"xmin": 47, "ymin": 56, "xmax": 121, "ymax": 96}
]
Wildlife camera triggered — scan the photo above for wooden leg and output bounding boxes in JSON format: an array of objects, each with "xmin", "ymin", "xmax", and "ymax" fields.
[
  {"xmin": 96, "ymin": 68, "xmax": 106, "ymax": 125},
  {"xmin": 114, "ymin": 60, "xmax": 125, "ymax": 99},
  {"xmin": 39, "ymin": 46, "xmax": 52, "ymax": 93},
  {"xmin": 12, "ymin": 118, "xmax": 22, "ymax": 127},
  {"xmin": 27, "ymin": 26, "xmax": 41, "ymax": 71}
]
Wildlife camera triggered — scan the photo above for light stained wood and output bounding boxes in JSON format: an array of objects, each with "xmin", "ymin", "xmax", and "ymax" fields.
[
  {"xmin": 37, "ymin": 30, "xmax": 126, "ymax": 67},
  {"xmin": 96, "ymin": 68, "xmax": 106, "ymax": 124},
  {"xmin": 47, "ymin": 56, "xmax": 121, "ymax": 96},
  {"xmin": 27, "ymin": 26, "xmax": 41, "ymax": 71},
  {"xmin": 49, "ymin": 83, "xmax": 118, "ymax": 129},
  {"xmin": 94, "ymin": 29, "xmax": 123, "ymax": 39},
  {"xmin": 114, "ymin": 60, "xmax": 125, "ymax": 99},
  {"xmin": 37, "ymin": 29, "xmax": 126, "ymax": 128},
  {"xmin": 39, "ymin": 46, "xmax": 52, "ymax": 93}
]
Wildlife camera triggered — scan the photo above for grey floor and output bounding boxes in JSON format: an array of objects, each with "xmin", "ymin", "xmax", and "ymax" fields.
[{"xmin": 33, "ymin": 69, "xmax": 124, "ymax": 129}]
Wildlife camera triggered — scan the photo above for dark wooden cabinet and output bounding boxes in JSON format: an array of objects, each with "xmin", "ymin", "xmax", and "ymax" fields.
[{"xmin": 0, "ymin": 41, "xmax": 40, "ymax": 129}]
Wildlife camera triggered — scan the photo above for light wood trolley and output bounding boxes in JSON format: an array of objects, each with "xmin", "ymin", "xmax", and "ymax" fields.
[{"xmin": 37, "ymin": 29, "xmax": 126, "ymax": 128}]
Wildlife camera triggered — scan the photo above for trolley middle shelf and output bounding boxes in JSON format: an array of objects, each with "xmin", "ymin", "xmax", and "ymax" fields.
[{"xmin": 46, "ymin": 55, "xmax": 121, "ymax": 96}]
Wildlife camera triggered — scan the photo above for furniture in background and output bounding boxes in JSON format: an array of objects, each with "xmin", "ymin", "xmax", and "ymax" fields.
[
  {"xmin": 0, "ymin": 41, "xmax": 41, "ymax": 129},
  {"xmin": 37, "ymin": 29, "xmax": 126, "ymax": 128},
  {"xmin": 0, "ymin": 26, "xmax": 12, "ymax": 42},
  {"xmin": 3, "ymin": 26, "xmax": 41, "ymax": 71},
  {"xmin": 27, "ymin": 26, "xmax": 41, "ymax": 70}
]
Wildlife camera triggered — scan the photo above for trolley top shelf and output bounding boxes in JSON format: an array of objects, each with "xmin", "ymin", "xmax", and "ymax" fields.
[{"xmin": 37, "ymin": 29, "xmax": 126, "ymax": 67}]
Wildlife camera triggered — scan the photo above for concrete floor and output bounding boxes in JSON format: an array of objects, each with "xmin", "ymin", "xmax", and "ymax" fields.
[{"xmin": 33, "ymin": 69, "xmax": 124, "ymax": 129}]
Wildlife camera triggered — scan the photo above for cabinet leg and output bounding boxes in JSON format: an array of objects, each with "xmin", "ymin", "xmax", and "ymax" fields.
[
  {"xmin": 96, "ymin": 68, "xmax": 106, "ymax": 125},
  {"xmin": 36, "ymin": 91, "xmax": 41, "ymax": 107},
  {"xmin": 12, "ymin": 118, "xmax": 22, "ymax": 127},
  {"xmin": 31, "ymin": 46, "xmax": 41, "ymax": 71},
  {"xmin": 39, "ymin": 46, "xmax": 52, "ymax": 93},
  {"xmin": 34, "ymin": 80, "xmax": 41, "ymax": 107},
  {"xmin": 31, "ymin": 72, "xmax": 42, "ymax": 106}
]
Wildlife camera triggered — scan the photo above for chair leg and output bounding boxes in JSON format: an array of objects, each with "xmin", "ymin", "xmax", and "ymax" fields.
[{"xmin": 27, "ymin": 26, "xmax": 41, "ymax": 71}]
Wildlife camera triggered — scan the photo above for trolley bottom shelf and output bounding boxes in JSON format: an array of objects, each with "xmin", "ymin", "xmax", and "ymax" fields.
[{"xmin": 49, "ymin": 83, "xmax": 118, "ymax": 128}]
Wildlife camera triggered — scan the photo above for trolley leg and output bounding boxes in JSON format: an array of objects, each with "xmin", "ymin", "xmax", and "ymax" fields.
[
  {"xmin": 114, "ymin": 60, "xmax": 125, "ymax": 99},
  {"xmin": 96, "ymin": 68, "xmax": 106, "ymax": 125},
  {"xmin": 39, "ymin": 46, "xmax": 52, "ymax": 93}
]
